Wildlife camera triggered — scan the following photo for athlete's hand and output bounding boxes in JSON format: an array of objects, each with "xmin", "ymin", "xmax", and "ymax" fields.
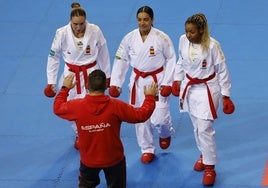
[
  {"xmin": 109, "ymin": 86, "xmax": 121, "ymax": 98},
  {"xmin": 44, "ymin": 84, "xmax": 56, "ymax": 97},
  {"xmin": 171, "ymin": 81, "xmax": 181, "ymax": 96},
  {"xmin": 144, "ymin": 82, "xmax": 158, "ymax": 96},
  {"xmin": 222, "ymin": 96, "xmax": 235, "ymax": 114},
  {"xmin": 160, "ymin": 85, "xmax": 172, "ymax": 97}
]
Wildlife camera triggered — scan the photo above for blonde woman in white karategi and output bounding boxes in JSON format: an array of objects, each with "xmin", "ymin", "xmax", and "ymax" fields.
[
  {"xmin": 109, "ymin": 6, "xmax": 176, "ymax": 163},
  {"xmin": 44, "ymin": 2, "xmax": 110, "ymax": 149},
  {"xmin": 172, "ymin": 13, "xmax": 235, "ymax": 186}
]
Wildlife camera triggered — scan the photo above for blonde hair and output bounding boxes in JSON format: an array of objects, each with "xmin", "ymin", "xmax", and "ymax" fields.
[{"xmin": 185, "ymin": 13, "xmax": 210, "ymax": 51}]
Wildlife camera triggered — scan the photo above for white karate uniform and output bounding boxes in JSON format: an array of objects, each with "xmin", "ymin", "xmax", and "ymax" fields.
[
  {"xmin": 174, "ymin": 34, "xmax": 231, "ymax": 165},
  {"xmin": 46, "ymin": 21, "xmax": 110, "ymax": 133},
  {"xmin": 110, "ymin": 27, "xmax": 176, "ymax": 154}
]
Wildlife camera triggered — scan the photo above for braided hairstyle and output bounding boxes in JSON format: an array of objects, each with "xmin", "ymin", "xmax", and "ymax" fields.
[{"xmin": 185, "ymin": 13, "xmax": 210, "ymax": 51}]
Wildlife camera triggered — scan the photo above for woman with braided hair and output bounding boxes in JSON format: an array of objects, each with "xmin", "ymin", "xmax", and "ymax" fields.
[{"xmin": 172, "ymin": 13, "xmax": 235, "ymax": 186}]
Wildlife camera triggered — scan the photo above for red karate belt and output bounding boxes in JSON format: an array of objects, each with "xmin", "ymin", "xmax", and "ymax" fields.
[
  {"xmin": 181, "ymin": 72, "xmax": 217, "ymax": 119},
  {"xmin": 131, "ymin": 67, "xmax": 164, "ymax": 105},
  {"xmin": 66, "ymin": 61, "xmax": 97, "ymax": 94}
]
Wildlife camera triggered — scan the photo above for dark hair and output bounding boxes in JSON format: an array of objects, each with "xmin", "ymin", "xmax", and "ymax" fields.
[
  {"xmin": 136, "ymin": 6, "xmax": 154, "ymax": 19},
  {"xmin": 70, "ymin": 2, "xmax": 86, "ymax": 19},
  {"xmin": 88, "ymin": 70, "xmax": 106, "ymax": 92},
  {"xmin": 71, "ymin": 2, "xmax": 80, "ymax": 8}
]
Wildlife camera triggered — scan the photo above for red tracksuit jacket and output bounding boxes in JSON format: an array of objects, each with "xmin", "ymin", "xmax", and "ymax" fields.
[{"xmin": 53, "ymin": 88, "xmax": 155, "ymax": 168}]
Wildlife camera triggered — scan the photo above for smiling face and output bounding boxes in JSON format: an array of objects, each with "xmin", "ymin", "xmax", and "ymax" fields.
[
  {"xmin": 137, "ymin": 12, "xmax": 153, "ymax": 35},
  {"xmin": 185, "ymin": 23, "xmax": 203, "ymax": 44}
]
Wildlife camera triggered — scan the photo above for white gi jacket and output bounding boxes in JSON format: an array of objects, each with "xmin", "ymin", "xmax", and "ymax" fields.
[
  {"xmin": 174, "ymin": 34, "xmax": 231, "ymax": 120},
  {"xmin": 111, "ymin": 27, "xmax": 176, "ymax": 108},
  {"xmin": 46, "ymin": 21, "xmax": 110, "ymax": 98}
]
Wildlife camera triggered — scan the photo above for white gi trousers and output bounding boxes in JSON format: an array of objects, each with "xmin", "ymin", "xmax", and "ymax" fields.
[
  {"xmin": 189, "ymin": 114, "xmax": 217, "ymax": 165},
  {"xmin": 58, "ymin": 70, "xmax": 89, "ymax": 135},
  {"xmin": 128, "ymin": 66, "xmax": 175, "ymax": 154},
  {"xmin": 135, "ymin": 107, "xmax": 174, "ymax": 154}
]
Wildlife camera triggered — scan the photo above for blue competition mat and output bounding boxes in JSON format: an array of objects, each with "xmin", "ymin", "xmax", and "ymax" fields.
[{"xmin": 0, "ymin": 0, "xmax": 267, "ymax": 187}]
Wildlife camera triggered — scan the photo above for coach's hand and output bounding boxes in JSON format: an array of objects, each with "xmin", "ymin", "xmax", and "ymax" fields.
[
  {"xmin": 106, "ymin": 78, "xmax": 111, "ymax": 89},
  {"xmin": 144, "ymin": 82, "xmax": 158, "ymax": 97},
  {"xmin": 62, "ymin": 74, "xmax": 76, "ymax": 89}
]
